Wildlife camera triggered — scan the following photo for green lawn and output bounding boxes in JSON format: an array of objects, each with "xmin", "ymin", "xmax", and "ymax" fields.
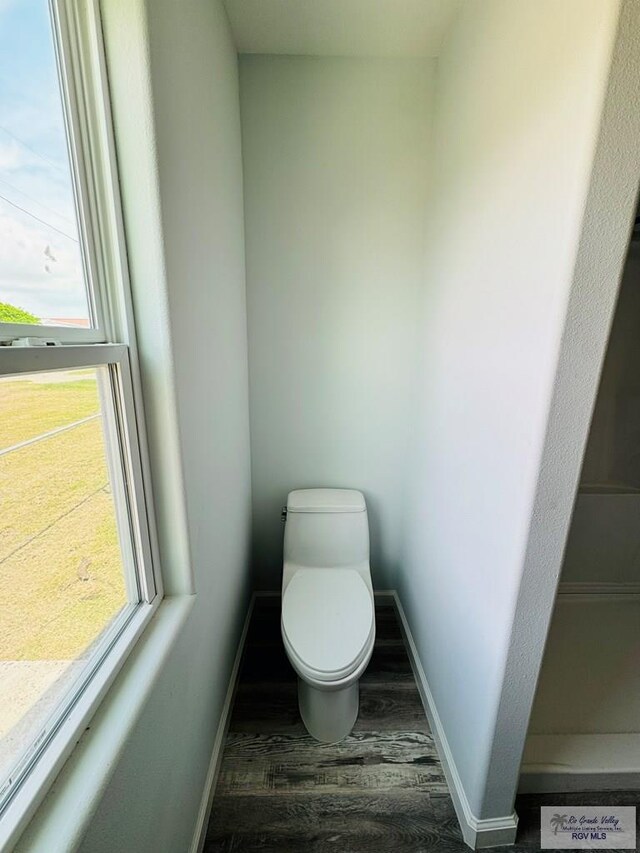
[
  {"xmin": 0, "ymin": 375, "xmax": 127, "ymax": 660},
  {"xmin": 0, "ymin": 372, "xmax": 99, "ymax": 448}
]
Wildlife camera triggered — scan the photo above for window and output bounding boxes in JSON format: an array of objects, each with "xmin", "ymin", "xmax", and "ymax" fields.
[
  {"xmin": 0, "ymin": 0, "xmax": 159, "ymax": 843},
  {"xmin": 0, "ymin": 1, "xmax": 90, "ymax": 330}
]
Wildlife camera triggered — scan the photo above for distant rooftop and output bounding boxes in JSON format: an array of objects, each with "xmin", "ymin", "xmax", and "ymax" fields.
[{"xmin": 39, "ymin": 318, "xmax": 90, "ymax": 328}]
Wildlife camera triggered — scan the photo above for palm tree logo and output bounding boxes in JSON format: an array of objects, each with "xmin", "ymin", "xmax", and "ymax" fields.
[{"xmin": 550, "ymin": 814, "xmax": 568, "ymax": 835}]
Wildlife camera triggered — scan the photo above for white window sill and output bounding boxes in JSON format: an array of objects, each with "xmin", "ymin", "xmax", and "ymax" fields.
[{"xmin": 9, "ymin": 595, "xmax": 195, "ymax": 853}]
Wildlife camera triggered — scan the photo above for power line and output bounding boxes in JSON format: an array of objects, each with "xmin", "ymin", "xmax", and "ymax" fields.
[
  {"xmin": 0, "ymin": 125, "xmax": 66, "ymax": 175},
  {"xmin": 0, "ymin": 175, "xmax": 75, "ymax": 228},
  {"xmin": 0, "ymin": 192, "xmax": 78, "ymax": 243},
  {"xmin": 0, "ymin": 482, "xmax": 108, "ymax": 568},
  {"xmin": 0, "ymin": 414, "xmax": 99, "ymax": 458}
]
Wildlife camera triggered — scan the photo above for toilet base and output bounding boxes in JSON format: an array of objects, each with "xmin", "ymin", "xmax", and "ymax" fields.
[{"xmin": 298, "ymin": 678, "xmax": 359, "ymax": 743}]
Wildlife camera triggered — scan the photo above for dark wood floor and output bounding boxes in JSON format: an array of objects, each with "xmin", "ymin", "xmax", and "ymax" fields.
[{"xmin": 204, "ymin": 599, "xmax": 639, "ymax": 852}]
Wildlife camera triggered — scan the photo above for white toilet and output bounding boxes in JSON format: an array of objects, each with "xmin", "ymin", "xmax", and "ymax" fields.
[{"xmin": 281, "ymin": 488, "xmax": 376, "ymax": 742}]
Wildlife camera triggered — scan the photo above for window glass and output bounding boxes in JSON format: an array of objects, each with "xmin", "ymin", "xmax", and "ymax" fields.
[
  {"xmin": 0, "ymin": 0, "xmax": 90, "ymax": 328},
  {"xmin": 0, "ymin": 368, "xmax": 132, "ymax": 792}
]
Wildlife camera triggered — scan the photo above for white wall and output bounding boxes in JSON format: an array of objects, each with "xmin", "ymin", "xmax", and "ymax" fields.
[
  {"xmin": 15, "ymin": 2, "xmax": 640, "ymax": 848},
  {"xmin": 75, "ymin": 1, "xmax": 252, "ymax": 850},
  {"xmin": 399, "ymin": 0, "xmax": 640, "ymax": 824},
  {"xmin": 581, "ymin": 243, "xmax": 640, "ymax": 491},
  {"xmin": 240, "ymin": 56, "xmax": 433, "ymax": 589},
  {"xmin": 559, "ymin": 244, "xmax": 640, "ymax": 588}
]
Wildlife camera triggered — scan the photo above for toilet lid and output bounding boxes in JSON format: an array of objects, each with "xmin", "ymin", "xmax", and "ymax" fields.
[{"xmin": 282, "ymin": 568, "xmax": 373, "ymax": 676}]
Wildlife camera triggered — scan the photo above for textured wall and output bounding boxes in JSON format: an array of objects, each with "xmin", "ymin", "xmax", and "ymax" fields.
[
  {"xmin": 76, "ymin": 1, "xmax": 252, "ymax": 850},
  {"xmin": 241, "ymin": 55, "xmax": 433, "ymax": 589},
  {"xmin": 581, "ymin": 244, "xmax": 640, "ymax": 490},
  {"xmin": 400, "ymin": 0, "xmax": 639, "ymax": 824}
]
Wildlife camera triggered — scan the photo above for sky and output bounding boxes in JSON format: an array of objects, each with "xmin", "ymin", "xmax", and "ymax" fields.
[{"xmin": 0, "ymin": 0, "xmax": 89, "ymax": 322}]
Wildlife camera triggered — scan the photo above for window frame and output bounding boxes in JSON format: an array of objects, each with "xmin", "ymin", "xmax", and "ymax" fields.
[
  {"xmin": 0, "ymin": 0, "xmax": 131, "ymax": 346},
  {"xmin": 0, "ymin": 0, "xmax": 163, "ymax": 845}
]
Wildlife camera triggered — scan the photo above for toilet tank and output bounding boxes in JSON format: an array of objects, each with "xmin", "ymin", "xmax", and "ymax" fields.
[{"xmin": 283, "ymin": 489, "xmax": 369, "ymax": 575}]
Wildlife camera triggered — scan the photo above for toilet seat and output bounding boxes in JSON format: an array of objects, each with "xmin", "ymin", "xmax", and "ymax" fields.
[{"xmin": 281, "ymin": 568, "xmax": 374, "ymax": 683}]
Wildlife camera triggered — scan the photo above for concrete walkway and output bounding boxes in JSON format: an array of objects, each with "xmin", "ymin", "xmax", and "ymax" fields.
[{"xmin": 0, "ymin": 660, "xmax": 85, "ymax": 782}]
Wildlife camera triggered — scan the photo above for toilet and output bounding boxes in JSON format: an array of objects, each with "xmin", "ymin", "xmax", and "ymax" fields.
[{"xmin": 281, "ymin": 488, "xmax": 376, "ymax": 742}]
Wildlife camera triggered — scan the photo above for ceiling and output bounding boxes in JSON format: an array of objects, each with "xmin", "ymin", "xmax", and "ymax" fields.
[{"xmin": 223, "ymin": 0, "xmax": 462, "ymax": 58}]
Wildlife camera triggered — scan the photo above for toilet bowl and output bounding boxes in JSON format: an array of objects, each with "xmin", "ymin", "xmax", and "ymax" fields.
[{"xmin": 281, "ymin": 488, "xmax": 376, "ymax": 742}]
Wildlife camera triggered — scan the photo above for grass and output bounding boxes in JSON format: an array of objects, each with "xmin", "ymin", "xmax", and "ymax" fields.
[
  {"xmin": 0, "ymin": 374, "xmax": 127, "ymax": 661},
  {"xmin": 0, "ymin": 371, "xmax": 99, "ymax": 449}
]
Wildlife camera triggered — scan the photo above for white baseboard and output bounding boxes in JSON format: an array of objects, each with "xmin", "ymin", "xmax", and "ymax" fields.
[
  {"xmin": 190, "ymin": 589, "xmax": 518, "ymax": 851},
  {"xmin": 374, "ymin": 589, "xmax": 396, "ymax": 603},
  {"xmin": 189, "ymin": 594, "xmax": 255, "ymax": 853},
  {"xmin": 520, "ymin": 733, "xmax": 640, "ymax": 793},
  {"xmin": 519, "ymin": 770, "xmax": 640, "ymax": 793},
  {"xmin": 557, "ymin": 581, "xmax": 640, "ymax": 597},
  {"xmin": 391, "ymin": 592, "xmax": 518, "ymax": 850}
]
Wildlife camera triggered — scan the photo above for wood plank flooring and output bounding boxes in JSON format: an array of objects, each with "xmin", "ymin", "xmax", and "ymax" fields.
[{"xmin": 204, "ymin": 599, "xmax": 640, "ymax": 852}]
